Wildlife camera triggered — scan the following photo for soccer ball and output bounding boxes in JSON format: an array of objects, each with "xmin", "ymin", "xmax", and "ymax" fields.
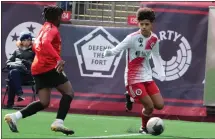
[{"xmin": 146, "ymin": 117, "xmax": 164, "ymax": 136}]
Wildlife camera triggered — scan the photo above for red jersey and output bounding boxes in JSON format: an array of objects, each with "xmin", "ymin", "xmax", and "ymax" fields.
[{"xmin": 31, "ymin": 22, "xmax": 62, "ymax": 75}]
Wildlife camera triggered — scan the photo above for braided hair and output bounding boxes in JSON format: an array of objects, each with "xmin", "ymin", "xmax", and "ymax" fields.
[{"xmin": 42, "ymin": 5, "xmax": 63, "ymax": 22}]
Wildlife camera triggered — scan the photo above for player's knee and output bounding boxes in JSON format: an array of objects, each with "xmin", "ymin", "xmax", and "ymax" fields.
[
  {"xmin": 146, "ymin": 106, "xmax": 154, "ymax": 114},
  {"xmin": 66, "ymin": 91, "xmax": 74, "ymax": 99},
  {"xmin": 40, "ymin": 100, "xmax": 50, "ymax": 108},
  {"xmin": 143, "ymin": 104, "xmax": 154, "ymax": 115},
  {"xmin": 155, "ymin": 103, "xmax": 164, "ymax": 110},
  {"xmin": 64, "ymin": 87, "xmax": 75, "ymax": 99},
  {"xmin": 154, "ymin": 101, "xmax": 164, "ymax": 110}
]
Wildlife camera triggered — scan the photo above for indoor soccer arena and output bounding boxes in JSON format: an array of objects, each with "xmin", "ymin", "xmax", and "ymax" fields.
[{"xmin": 1, "ymin": 1, "xmax": 215, "ymax": 138}]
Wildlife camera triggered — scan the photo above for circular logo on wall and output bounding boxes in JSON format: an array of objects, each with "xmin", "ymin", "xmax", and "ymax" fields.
[
  {"xmin": 152, "ymin": 30, "xmax": 192, "ymax": 81},
  {"xmin": 5, "ymin": 22, "xmax": 42, "ymax": 59}
]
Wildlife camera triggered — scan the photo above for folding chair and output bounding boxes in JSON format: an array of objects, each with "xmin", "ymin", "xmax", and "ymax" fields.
[{"xmin": 1, "ymin": 67, "xmax": 36, "ymax": 107}]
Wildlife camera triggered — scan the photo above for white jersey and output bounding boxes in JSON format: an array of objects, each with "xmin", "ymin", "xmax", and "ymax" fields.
[{"xmin": 105, "ymin": 30, "xmax": 165, "ymax": 86}]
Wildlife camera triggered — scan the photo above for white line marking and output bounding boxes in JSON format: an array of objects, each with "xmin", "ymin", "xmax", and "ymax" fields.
[
  {"xmin": 66, "ymin": 133, "xmax": 143, "ymax": 139},
  {"xmin": 69, "ymin": 114, "xmax": 138, "ymax": 121}
]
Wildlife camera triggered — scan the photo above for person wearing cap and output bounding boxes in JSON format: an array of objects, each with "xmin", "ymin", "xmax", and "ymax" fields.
[{"xmin": 4, "ymin": 32, "xmax": 35, "ymax": 109}]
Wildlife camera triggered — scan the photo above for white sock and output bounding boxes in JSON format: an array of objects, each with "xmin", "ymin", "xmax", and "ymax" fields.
[
  {"xmin": 14, "ymin": 111, "xmax": 22, "ymax": 120},
  {"xmin": 130, "ymin": 97, "xmax": 134, "ymax": 102},
  {"xmin": 54, "ymin": 119, "xmax": 64, "ymax": 124}
]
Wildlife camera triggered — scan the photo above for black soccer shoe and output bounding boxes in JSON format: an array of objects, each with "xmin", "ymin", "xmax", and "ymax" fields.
[{"xmin": 125, "ymin": 92, "xmax": 133, "ymax": 111}]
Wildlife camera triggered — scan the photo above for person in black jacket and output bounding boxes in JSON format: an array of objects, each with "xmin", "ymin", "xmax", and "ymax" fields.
[{"xmin": 5, "ymin": 32, "xmax": 35, "ymax": 109}]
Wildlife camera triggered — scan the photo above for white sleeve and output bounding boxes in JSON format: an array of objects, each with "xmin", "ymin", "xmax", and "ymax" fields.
[
  {"xmin": 104, "ymin": 35, "xmax": 132, "ymax": 57},
  {"xmin": 151, "ymin": 40, "xmax": 166, "ymax": 78}
]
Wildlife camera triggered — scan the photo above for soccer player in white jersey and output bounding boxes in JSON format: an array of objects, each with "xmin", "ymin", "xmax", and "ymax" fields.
[{"xmin": 104, "ymin": 7, "xmax": 165, "ymax": 134}]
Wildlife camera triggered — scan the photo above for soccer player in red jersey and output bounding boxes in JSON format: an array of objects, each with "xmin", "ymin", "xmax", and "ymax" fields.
[
  {"xmin": 104, "ymin": 8, "xmax": 165, "ymax": 134},
  {"xmin": 4, "ymin": 5, "xmax": 75, "ymax": 135}
]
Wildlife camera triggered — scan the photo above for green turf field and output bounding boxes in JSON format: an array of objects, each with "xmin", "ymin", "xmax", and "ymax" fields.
[{"xmin": 2, "ymin": 110, "xmax": 215, "ymax": 138}]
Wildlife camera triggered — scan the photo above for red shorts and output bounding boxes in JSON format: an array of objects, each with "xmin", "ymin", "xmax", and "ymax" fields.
[{"xmin": 126, "ymin": 81, "xmax": 160, "ymax": 102}]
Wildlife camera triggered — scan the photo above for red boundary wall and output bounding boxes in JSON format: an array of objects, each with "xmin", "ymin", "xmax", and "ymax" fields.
[{"xmin": 2, "ymin": 88, "xmax": 215, "ymax": 122}]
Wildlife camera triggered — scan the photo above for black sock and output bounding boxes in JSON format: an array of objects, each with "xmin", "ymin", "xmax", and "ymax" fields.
[
  {"xmin": 20, "ymin": 101, "xmax": 44, "ymax": 118},
  {"xmin": 56, "ymin": 94, "xmax": 73, "ymax": 120}
]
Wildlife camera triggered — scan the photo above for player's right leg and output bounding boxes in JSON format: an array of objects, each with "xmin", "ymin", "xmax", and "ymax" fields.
[
  {"xmin": 4, "ymin": 88, "xmax": 51, "ymax": 132},
  {"xmin": 126, "ymin": 83, "xmax": 154, "ymax": 134}
]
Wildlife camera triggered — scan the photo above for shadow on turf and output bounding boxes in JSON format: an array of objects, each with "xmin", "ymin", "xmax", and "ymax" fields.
[
  {"xmin": 126, "ymin": 126, "xmax": 139, "ymax": 133},
  {"xmin": 126, "ymin": 127, "xmax": 195, "ymax": 139}
]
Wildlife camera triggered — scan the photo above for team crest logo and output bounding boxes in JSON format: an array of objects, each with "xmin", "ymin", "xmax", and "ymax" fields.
[
  {"xmin": 74, "ymin": 27, "xmax": 123, "ymax": 78},
  {"xmin": 5, "ymin": 22, "xmax": 42, "ymax": 59},
  {"xmin": 152, "ymin": 30, "xmax": 192, "ymax": 81},
  {"xmin": 138, "ymin": 37, "xmax": 143, "ymax": 47},
  {"xmin": 136, "ymin": 89, "xmax": 142, "ymax": 95},
  {"xmin": 138, "ymin": 37, "xmax": 143, "ymax": 43}
]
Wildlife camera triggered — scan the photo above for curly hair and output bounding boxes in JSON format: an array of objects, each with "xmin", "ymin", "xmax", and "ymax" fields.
[
  {"xmin": 42, "ymin": 5, "xmax": 63, "ymax": 22},
  {"xmin": 136, "ymin": 7, "xmax": 155, "ymax": 22}
]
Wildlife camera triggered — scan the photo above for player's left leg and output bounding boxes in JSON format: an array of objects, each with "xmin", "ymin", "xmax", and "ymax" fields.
[
  {"xmin": 150, "ymin": 94, "xmax": 164, "ymax": 110},
  {"xmin": 55, "ymin": 80, "xmax": 74, "ymax": 121},
  {"xmin": 146, "ymin": 81, "xmax": 164, "ymax": 110},
  {"xmin": 51, "ymin": 71, "xmax": 75, "ymax": 135}
]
